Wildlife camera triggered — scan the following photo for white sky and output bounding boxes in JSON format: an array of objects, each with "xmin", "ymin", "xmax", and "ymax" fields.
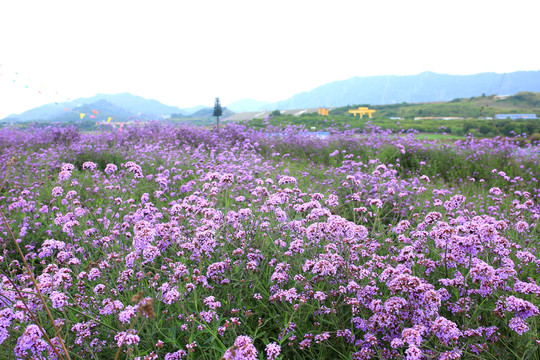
[{"xmin": 1, "ymin": 0, "xmax": 539, "ymax": 118}]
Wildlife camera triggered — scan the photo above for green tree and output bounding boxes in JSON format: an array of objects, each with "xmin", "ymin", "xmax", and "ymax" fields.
[
  {"xmin": 213, "ymin": 97, "xmax": 223, "ymax": 132},
  {"xmin": 478, "ymin": 124, "xmax": 492, "ymax": 135}
]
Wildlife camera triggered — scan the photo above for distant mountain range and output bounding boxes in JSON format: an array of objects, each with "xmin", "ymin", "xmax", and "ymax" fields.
[
  {"xmin": 4, "ymin": 70, "xmax": 540, "ymax": 122},
  {"xmin": 3, "ymin": 93, "xmax": 205, "ymax": 122},
  {"xmin": 233, "ymin": 71, "xmax": 540, "ymax": 111},
  {"xmin": 226, "ymin": 98, "xmax": 271, "ymax": 112}
]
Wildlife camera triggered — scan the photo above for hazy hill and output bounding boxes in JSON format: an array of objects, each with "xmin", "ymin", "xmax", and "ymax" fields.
[
  {"xmin": 3, "ymin": 103, "xmax": 68, "ymax": 122},
  {"xmin": 262, "ymin": 71, "xmax": 540, "ymax": 110},
  {"xmin": 178, "ymin": 105, "xmax": 207, "ymax": 115},
  {"xmin": 4, "ymin": 93, "xmax": 187, "ymax": 122},
  {"xmin": 226, "ymin": 98, "xmax": 271, "ymax": 112},
  {"xmin": 76, "ymin": 93, "xmax": 183, "ymax": 116},
  {"xmin": 57, "ymin": 100, "xmax": 135, "ymax": 122},
  {"xmin": 328, "ymin": 92, "xmax": 540, "ymax": 119},
  {"xmin": 189, "ymin": 107, "xmax": 235, "ymax": 118},
  {"xmin": 495, "ymin": 92, "xmax": 540, "ymax": 109}
]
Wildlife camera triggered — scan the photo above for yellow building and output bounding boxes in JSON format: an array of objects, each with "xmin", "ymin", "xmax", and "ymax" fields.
[
  {"xmin": 348, "ymin": 107, "xmax": 376, "ymax": 118},
  {"xmin": 318, "ymin": 107, "xmax": 329, "ymax": 116}
]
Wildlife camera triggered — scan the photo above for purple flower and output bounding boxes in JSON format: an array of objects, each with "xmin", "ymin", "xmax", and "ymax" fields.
[
  {"xmin": 508, "ymin": 317, "xmax": 530, "ymax": 335},
  {"xmin": 100, "ymin": 299, "xmax": 125, "ymax": 315},
  {"xmin": 61, "ymin": 163, "xmax": 74, "ymax": 171},
  {"xmin": 14, "ymin": 324, "xmax": 54, "ymax": 358},
  {"xmin": 299, "ymin": 338, "xmax": 311, "ymax": 349},
  {"xmin": 405, "ymin": 345, "xmax": 422, "ymax": 360},
  {"xmin": 310, "ymin": 259, "xmax": 337, "ymax": 276},
  {"xmin": 394, "ymin": 220, "xmax": 411, "ymax": 234},
  {"xmin": 200, "ymin": 310, "xmax": 218, "ymax": 323},
  {"xmin": 368, "ymin": 198, "xmax": 383, "ymax": 208},
  {"xmin": 123, "ymin": 161, "xmax": 144, "ymax": 178},
  {"xmin": 93, "ymin": 284, "xmax": 106, "ymax": 294},
  {"xmin": 52, "ymin": 186, "xmax": 63, "ymax": 197},
  {"xmin": 162, "ymin": 287, "xmax": 181, "ymax": 304},
  {"xmin": 58, "ymin": 170, "xmax": 72, "ymax": 181},
  {"xmin": 119, "ymin": 306, "xmax": 138, "ymax": 324},
  {"xmin": 115, "ymin": 330, "xmax": 140, "ymax": 347},
  {"xmin": 49, "ymin": 291, "xmax": 69, "ymax": 309},
  {"xmin": 164, "ymin": 350, "xmax": 187, "ymax": 360},
  {"xmin": 431, "ymin": 316, "xmax": 462, "ymax": 345},
  {"xmin": 141, "ymin": 192, "xmax": 150, "ymax": 203},
  {"xmin": 514, "ymin": 221, "xmax": 529, "ymax": 233},
  {"xmin": 438, "ymin": 349, "xmax": 463, "ymax": 359},
  {"xmin": 278, "ymin": 176, "xmax": 297, "ymax": 186},
  {"xmin": 82, "ymin": 161, "xmax": 98, "ymax": 171},
  {"xmin": 325, "ymin": 194, "xmax": 339, "ymax": 207},
  {"xmin": 88, "ymin": 268, "xmax": 101, "ymax": 281},
  {"xmin": 0, "ymin": 308, "xmax": 14, "ymax": 345},
  {"xmin": 223, "ymin": 336, "xmax": 257, "ymax": 360},
  {"xmin": 402, "ymin": 328, "xmax": 422, "ymax": 346},
  {"xmin": 142, "ymin": 245, "xmax": 160, "ymax": 263},
  {"xmin": 314, "ymin": 291, "xmax": 327, "ymax": 301},
  {"xmin": 203, "ymin": 296, "xmax": 222, "ymax": 309},
  {"xmin": 220, "ymin": 173, "xmax": 235, "ymax": 184},
  {"xmin": 390, "ymin": 338, "xmax": 404, "ymax": 349},
  {"xmin": 105, "ymin": 163, "xmax": 118, "ymax": 174},
  {"xmin": 314, "ymin": 332, "xmax": 331, "ymax": 343},
  {"xmin": 207, "ymin": 261, "xmax": 228, "ymax": 278},
  {"xmin": 505, "ymin": 296, "xmax": 539, "ymax": 319},
  {"xmin": 444, "ymin": 194, "xmax": 466, "ymax": 211},
  {"xmin": 265, "ymin": 342, "xmax": 281, "ymax": 360}
]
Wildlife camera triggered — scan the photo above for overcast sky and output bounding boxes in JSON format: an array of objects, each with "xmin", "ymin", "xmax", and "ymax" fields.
[{"xmin": 1, "ymin": 0, "xmax": 539, "ymax": 118}]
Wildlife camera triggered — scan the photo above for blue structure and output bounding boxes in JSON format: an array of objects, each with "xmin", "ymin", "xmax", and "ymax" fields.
[{"xmin": 494, "ymin": 114, "xmax": 537, "ymax": 120}]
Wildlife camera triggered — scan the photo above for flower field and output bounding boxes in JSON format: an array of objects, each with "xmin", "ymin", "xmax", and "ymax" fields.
[{"xmin": 0, "ymin": 122, "xmax": 538, "ymax": 359}]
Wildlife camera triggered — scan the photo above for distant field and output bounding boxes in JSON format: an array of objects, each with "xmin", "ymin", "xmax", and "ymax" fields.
[{"xmin": 237, "ymin": 92, "xmax": 540, "ymax": 139}]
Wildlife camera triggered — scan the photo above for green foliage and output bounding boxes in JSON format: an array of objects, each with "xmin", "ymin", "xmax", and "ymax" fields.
[
  {"xmin": 213, "ymin": 97, "xmax": 223, "ymax": 117},
  {"xmin": 69, "ymin": 150, "xmax": 128, "ymax": 172},
  {"xmin": 498, "ymin": 92, "xmax": 540, "ymax": 108}
]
